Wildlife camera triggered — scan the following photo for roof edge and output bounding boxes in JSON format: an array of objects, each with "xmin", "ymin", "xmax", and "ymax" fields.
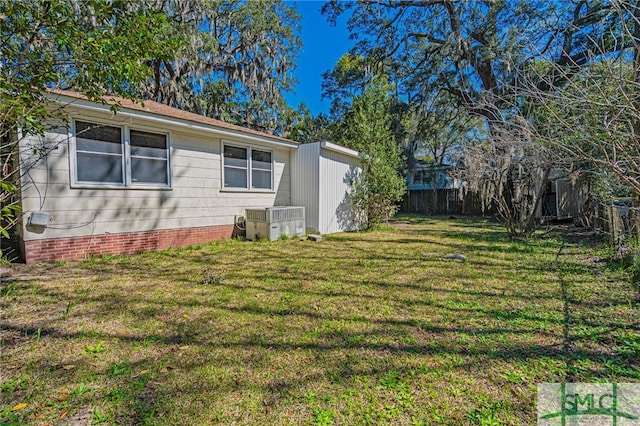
[
  {"xmin": 319, "ymin": 141, "xmax": 361, "ymax": 159},
  {"xmin": 46, "ymin": 89, "xmax": 299, "ymax": 149}
]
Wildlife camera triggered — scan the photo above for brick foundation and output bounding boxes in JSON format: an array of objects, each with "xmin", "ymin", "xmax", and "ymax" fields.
[{"xmin": 23, "ymin": 224, "xmax": 238, "ymax": 263}]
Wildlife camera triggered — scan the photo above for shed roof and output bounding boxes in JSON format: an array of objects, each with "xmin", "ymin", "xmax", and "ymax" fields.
[{"xmin": 319, "ymin": 141, "xmax": 361, "ymax": 160}]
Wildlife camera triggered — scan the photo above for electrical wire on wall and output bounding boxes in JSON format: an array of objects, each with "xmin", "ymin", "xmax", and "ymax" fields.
[
  {"xmin": 46, "ymin": 213, "xmax": 98, "ymax": 230},
  {"xmin": 40, "ymin": 153, "xmax": 49, "ymax": 210},
  {"xmin": 23, "ymin": 132, "xmax": 98, "ymax": 230},
  {"xmin": 23, "ymin": 134, "xmax": 59, "ymax": 212},
  {"xmin": 45, "ymin": 214, "xmax": 98, "ymax": 260}
]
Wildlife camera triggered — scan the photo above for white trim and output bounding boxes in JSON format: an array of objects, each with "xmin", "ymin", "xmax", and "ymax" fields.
[
  {"xmin": 250, "ymin": 147, "xmax": 274, "ymax": 191},
  {"xmin": 129, "ymin": 127, "xmax": 172, "ymax": 188},
  {"xmin": 71, "ymin": 119, "xmax": 126, "ymax": 187},
  {"xmin": 221, "ymin": 143, "xmax": 249, "ymax": 190},
  {"xmin": 70, "ymin": 117, "xmax": 172, "ymax": 189},
  {"xmin": 221, "ymin": 142, "xmax": 274, "ymax": 192},
  {"xmin": 319, "ymin": 141, "xmax": 361, "ymax": 159},
  {"xmin": 50, "ymin": 93, "xmax": 299, "ymax": 149},
  {"xmin": 219, "ymin": 189, "xmax": 276, "ymax": 194}
]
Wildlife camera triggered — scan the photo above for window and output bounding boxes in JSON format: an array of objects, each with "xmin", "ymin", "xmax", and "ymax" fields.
[
  {"xmin": 251, "ymin": 149, "xmax": 272, "ymax": 189},
  {"xmin": 130, "ymin": 130, "xmax": 169, "ymax": 185},
  {"xmin": 223, "ymin": 144, "xmax": 273, "ymax": 191},
  {"xmin": 75, "ymin": 121, "xmax": 124, "ymax": 184},
  {"xmin": 223, "ymin": 145, "xmax": 248, "ymax": 189},
  {"xmin": 73, "ymin": 120, "xmax": 170, "ymax": 188}
]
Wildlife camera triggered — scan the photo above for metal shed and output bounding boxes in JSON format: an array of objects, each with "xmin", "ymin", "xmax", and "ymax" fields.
[{"xmin": 291, "ymin": 142, "xmax": 365, "ymax": 234}]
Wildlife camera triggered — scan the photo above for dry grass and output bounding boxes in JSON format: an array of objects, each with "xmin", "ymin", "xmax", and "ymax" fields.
[{"xmin": 1, "ymin": 216, "xmax": 638, "ymax": 425}]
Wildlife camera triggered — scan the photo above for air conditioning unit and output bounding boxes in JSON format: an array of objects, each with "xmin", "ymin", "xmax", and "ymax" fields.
[{"xmin": 245, "ymin": 206, "xmax": 305, "ymax": 241}]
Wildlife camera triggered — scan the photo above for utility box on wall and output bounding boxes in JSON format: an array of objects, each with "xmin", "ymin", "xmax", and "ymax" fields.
[{"xmin": 245, "ymin": 206, "xmax": 305, "ymax": 241}]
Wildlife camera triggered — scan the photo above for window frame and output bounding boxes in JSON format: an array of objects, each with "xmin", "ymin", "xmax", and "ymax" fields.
[
  {"xmin": 70, "ymin": 118, "xmax": 172, "ymax": 190},
  {"xmin": 221, "ymin": 142, "xmax": 274, "ymax": 192},
  {"xmin": 74, "ymin": 120, "xmax": 126, "ymax": 187},
  {"xmin": 128, "ymin": 128, "xmax": 171, "ymax": 187}
]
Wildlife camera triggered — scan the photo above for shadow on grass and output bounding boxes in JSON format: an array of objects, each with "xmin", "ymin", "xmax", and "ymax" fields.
[{"xmin": 1, "ymin": 215, "xmax": 638, "ymax": 424}]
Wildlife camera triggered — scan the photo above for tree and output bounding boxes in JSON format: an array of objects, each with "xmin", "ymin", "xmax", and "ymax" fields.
[
  {"xmin": 136, "ymin": 0, "xmax": 301, "ymax": 135},
  {"xmin": 453, "ymin": 120, "xmax": 553, "ymax": 237},
  {"xmin": 323, "ymin": 0, "xmax": 623, "ymax": 236},
  {"xmin": 322, "ymin": 53, "xmax": 474, "ymax": 179},
  {"xmin": 336, "ymin": 81, "xmax": 406, "ymax": 228},
  {"xmin": 1, "ymin": 0, "xmax": 305, "ymax": 250},
  {"xmin": 520, "ymin": 1, "xmax": 640, "ymax": 203},
  {"xmin": 287, "ymin": 104, "xmax": 334, "ymax": 143},
  {"xmin": 0, "ymin": 1, "xmax": 179, "ymax": 246},
  {"xmin": 396, "ymin": 90, "xmax": 483, "ymax": 173},
  {"xmin": 322, "ymin": 53, "xmax": 379, "ymax": 119}
]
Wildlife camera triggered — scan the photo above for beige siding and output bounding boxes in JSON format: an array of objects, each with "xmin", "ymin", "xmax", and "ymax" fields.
[
  {"xmin": 319, "ymin": 148, "xmax": 363, "ymax": 234},
  {"xmin": 20, "ymin": 113, "xmax": 292, "ymax": 242}
]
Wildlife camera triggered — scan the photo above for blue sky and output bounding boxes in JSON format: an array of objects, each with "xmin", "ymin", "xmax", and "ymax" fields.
[{"xmin": 284, "ymin": 1, "xmax": 352, "ymax": 116}]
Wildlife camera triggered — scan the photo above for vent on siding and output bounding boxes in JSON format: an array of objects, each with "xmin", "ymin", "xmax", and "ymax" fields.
[{"xmin": 245, "ymin": 209, "xmax": 267, "ymax": 223}]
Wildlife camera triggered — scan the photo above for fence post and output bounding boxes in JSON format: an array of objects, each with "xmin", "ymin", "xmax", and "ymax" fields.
[
  {"xmin": 608, "ymin": 204, "xmax": 616, "ymax": 248},
  {"xmin": 629, "ymin": 207, "xmax": 640, "ymax": 244}
]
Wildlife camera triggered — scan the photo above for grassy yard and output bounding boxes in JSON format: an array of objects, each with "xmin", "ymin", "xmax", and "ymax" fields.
[{"xmin": 1, "ymin": 216, "xmax": 638, "ymax": 425}]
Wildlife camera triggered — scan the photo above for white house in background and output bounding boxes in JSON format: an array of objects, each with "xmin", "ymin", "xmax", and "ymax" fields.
[
  {"xmin": 292, "ymin": 142, "xmax": 364, "ymax": 234},
  {"xmin": 408, "ymin": 162, "xmax": 462, "ymax": 191},
  {"xmin": 13, "ymin": 90, "xmax": 363, "ymax": 263}
]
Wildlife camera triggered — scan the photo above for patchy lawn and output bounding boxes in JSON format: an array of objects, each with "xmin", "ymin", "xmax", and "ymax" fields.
[{"xmin": 1, "ymin": 216, "xmax": 638, "ymax": 425}]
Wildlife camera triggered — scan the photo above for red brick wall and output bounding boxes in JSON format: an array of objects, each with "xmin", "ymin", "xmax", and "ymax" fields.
[{"xmin": 23, "ymin": 224, "xmax": 237, "ymax": 263}]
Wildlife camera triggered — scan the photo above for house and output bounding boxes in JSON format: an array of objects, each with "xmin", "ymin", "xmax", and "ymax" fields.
[
  {"xmin": 10, "ymin": 90, "xmax": 363, "ymax": 263},
  {"xmin": 402, "ymin": 162, "xmax": 471, "ymax": 215},
  {"xmin": 408, "ymin": 162, "xmax": 462, "ymax": 191}
]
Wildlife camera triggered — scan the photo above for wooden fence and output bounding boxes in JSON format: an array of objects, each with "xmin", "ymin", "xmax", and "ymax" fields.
[
  {"xmin": 400, "ymin": 189, "xmax": 493, "ymax": 216},
  {"xmin": 591, "ymin": 203, "xmax": 640, "ymax": 252}
]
